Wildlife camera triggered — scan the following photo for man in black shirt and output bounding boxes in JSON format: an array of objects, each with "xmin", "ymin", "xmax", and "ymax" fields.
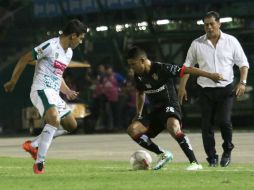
[{"xmin": 126, "ymin": 46, "xmax": 224, "ymax": 170}]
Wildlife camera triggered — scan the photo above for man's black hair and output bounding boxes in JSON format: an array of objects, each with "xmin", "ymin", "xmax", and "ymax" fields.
[
  {"xmin": 203, "ymin": 11, "xmax": 220, "ymax": 22},
  {"xmin": 62, "ymin": 19, "xmax": 88, "ymax": 36},
  {"xmin": 126, "ymin": 46, "xmax": 147, "ymax": 59}
]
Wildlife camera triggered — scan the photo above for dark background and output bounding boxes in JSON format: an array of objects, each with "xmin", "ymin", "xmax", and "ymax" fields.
[{"xmin": 0, "ymin": 0, "xmax": 253, "ymax": 134}]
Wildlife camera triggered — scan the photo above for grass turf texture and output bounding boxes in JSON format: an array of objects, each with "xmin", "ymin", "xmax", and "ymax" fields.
[{"xmin": 0, "ymin": 157, "xmax": 253, "ymax": 190}]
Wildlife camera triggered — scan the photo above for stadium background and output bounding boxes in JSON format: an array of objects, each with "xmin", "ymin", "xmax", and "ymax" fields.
[{"xmin": 0, "ymin": 0, "xmax": 253, "ymax": 135}]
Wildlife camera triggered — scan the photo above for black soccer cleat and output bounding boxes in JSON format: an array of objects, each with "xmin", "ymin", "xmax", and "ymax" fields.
[
  {"xmin": 206, "ymin": 155, "xmax": 218, "ymax": 167},
  {"xmin": 220, "ymin": 152, "xmax": 231, "ymax": 167}
]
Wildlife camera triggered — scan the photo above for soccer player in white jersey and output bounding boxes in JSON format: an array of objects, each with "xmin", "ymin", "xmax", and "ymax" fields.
[{"xmin": 4, "ymin": 19, "xmax": 87, "ymax": 174}]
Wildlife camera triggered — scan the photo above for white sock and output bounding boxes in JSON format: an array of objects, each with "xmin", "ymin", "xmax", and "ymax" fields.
[
  {"xmin": 35, "ymin": 124, "xmax": 57, "ymax": 164},
  {"xmin": 31, "ymin": 128, "xmax": 68, "ymax": 148},
  {"xmin": 54, "ymin": 129, "xmax": 69, "ymax": 138},
  {"xmin": 31, "ymin": 135, "xmax": 41, "ymax": 148}
]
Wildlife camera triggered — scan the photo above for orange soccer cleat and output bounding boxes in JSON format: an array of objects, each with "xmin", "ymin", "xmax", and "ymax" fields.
[
  {"xmin": 22, "ymin": 140, "xmax": 38, "ymax": 160},
  {"xmin": 33, "ymin": 162, "xmax": 44, "ymax": 174}
]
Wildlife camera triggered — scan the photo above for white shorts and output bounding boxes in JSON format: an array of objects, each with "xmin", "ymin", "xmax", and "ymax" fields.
[{"xmin": 30, "ymin": 88, "xmax": 71, "ymax": 118}]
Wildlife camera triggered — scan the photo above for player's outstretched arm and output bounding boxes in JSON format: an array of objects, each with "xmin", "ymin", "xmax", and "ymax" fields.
[
  {"xmin": 184, "ymin": 66, "xmax": 224, "ymax": 83},
  {"xmin": 4, "ymin": 51, "xmax": 34, "ymax": 92},
  {"xmin": 132, "ymin": 91, "xmax": 145, "ymax": 122},
  {"xmin": 178, "ymin": 74, "xmax": 189, "ymax": 105}
]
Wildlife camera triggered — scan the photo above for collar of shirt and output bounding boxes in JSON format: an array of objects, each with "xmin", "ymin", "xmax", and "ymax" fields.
[{"xmin": 203, "ymin": 30, "xmax": 226, "ymax": 41}]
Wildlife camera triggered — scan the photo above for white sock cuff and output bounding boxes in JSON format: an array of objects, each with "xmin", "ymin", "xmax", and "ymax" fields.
[{"xmin": 43, "ymin": 124, "xmax": 57, "ymax": 133}]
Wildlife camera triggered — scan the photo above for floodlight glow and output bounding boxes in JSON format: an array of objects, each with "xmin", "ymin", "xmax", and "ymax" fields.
[
  {"xmin": 156, "ymin": 19, "xmax": 170, "ymax": 25},
  {"xmin": 137, "ymin": 22, "xmax": 148, "ymax": 27},
  {"xmin": 139, "ymin": 26, "xmax": 147, "ymax": 30},
  {"xmin": 197, "ymin": 17, "xmax": 233, "ymax": 25},
  {"xmin": 96, "ymin": 26, "xmax": 108, "ymax": 31},
  {"xmin": 197, "ymin": 20, "xmax": 204, "ymax": 25},
  {"xmin": 116, "ymin": 25, "xmax": 124, "ymax": 32},
  {"xmin": 220, "ymin": 17, "xmax": 232, "ymax": 23}
]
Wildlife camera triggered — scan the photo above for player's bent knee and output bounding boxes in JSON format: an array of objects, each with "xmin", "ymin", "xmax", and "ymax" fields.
[
  {"xmin": 64, "ymin": 122, "xmax": 77, "ymax": 132},
  {"xmin": 44, "ymin": 107, "xmax": 61, "ymax": 127},
  {"xmin": 166, "ymin": 118, "xmax": 181, "ymax": 137},
  {"xmin": 127, "ymin": 122, "xmax": 147, "ymax": 139},
  {"xmin": 46, "ymin": 115, "xmax": 61, "ymax": 127},
  {"xmin": 61, "ymin": 115, "xmax": 77, "ymax": 132}
]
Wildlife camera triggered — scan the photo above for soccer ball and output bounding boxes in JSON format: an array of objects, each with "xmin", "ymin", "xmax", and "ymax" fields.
[{"xmin": 130, "ymin": 150, "xmax": 152, "ymax": 170}]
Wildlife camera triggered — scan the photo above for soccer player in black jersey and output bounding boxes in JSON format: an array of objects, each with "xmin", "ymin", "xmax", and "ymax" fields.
[{"xmin": 126, "ymin": 46, "xmax": 224, "ymax": 170}]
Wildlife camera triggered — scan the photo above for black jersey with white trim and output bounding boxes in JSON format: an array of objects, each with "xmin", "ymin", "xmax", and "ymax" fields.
[{"xmin": 134, "ymin": 62, "xmax": 185, "ymax": 109}]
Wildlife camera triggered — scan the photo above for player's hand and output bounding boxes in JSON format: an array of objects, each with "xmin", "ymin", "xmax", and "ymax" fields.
[
  {"xmin": 210, "ymin": 73, "xmax": 226, "ymax": 83},
  {"xmin": 234, "ymin": 82, "xmax": 246, "ymax": 98},
  {"xmin": 4, "ymin": 80, "xmax": 16, "ymax": 92},
  {"xmin": 132, "ymin": 114, "xmax": 143, "ymax": 123},
  {"xmin": 66, "ymin": 90, "xmax": 79, "ymax": 100},
  {"xmin": 178, "ymin": 87, "xmax": 188, "ymax": 105}
]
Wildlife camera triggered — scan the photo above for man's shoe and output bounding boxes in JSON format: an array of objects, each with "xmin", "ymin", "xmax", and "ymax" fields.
[
  {"xmin": 153, "ymin": 151, "xmax": 173, "ymax": 170},
  {"xmin": 33, "ymin": 162, "xmax": 44, "ymax": 174},
  {"xmin": 206, "ymin": 155, "xmax": 218, "ymax": 167},
  {"xmin": 22, "ymin": 140, "xmax": 38, "ymax": 160},
  {"xmin": 186, "ymin": 162, "xmax": 203, "ymax": 171},
  {"xmin": 220, "ymin": 152, "xmax": 231, "ymax": 167}
]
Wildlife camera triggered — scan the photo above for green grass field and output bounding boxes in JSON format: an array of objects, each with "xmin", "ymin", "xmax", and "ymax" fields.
[{"xmin": 0, "ymin": 157, "xmax": 253, "ymax": 190}]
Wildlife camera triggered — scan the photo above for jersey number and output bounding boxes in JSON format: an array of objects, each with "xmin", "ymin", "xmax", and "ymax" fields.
[{"xmin": 166, "ymin": 106, "xmax": 174, "ymax": 113}]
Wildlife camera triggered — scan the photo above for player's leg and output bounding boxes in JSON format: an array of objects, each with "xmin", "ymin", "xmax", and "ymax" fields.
[
  {"xmin": 35, "ymin": 107, "xmax": 59, "ymax": 165},
  {"xmin": 127, "ymin": 119, "xmax": 173, "ymax": 170},
  {"xmin": 23, "ymin": 93, "xmax": 68, "ymax": 158},
  {"xmin": 28, "ymin": 89, "xmax": 63, "ymax": 174},
  {"xmin": 60, "ymin": 112, "xmax": 78, "ymax": 132},
  {"xmin": 24, "ymin": 126, "xmax": 69, "ymax": 154},
  {"xmin": 166, "ymin": 117, "xmax": 202, "ymax": 170},
  {"xmin": 26, "ymin": 108, "xmax": 77, "ymax": 156},
  {"xmin": 34, "ymin": 99, "xmax": 77, "ymax": 174},
  {"xmin": 30, "ymin": 96, "xmax": 75, "ymax": 150},
  {"xmin": 127, "ymin": 121, "xmax": 164, "ymax": 154}
]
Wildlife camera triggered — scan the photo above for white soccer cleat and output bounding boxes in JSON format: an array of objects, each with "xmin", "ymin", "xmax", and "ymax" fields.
[
  {"xmin": 186, "ymin": 162, "xmax": 203, "ymax": 171},
  {"xmin": 153, "ymin": 151, "xmax": 173, "ymax": 170}
]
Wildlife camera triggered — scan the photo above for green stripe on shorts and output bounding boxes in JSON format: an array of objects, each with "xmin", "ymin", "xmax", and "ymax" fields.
[
  {"xmin": 37, "ymin": 90, "xmax": 55, "ymax": 116},
  {"xmin": 61, "ymin": 111, "xmax": 71, "ymax": 119},
  {"xmin": 32, "ymin": 49, "xmax": 37, "ymax": 60}
]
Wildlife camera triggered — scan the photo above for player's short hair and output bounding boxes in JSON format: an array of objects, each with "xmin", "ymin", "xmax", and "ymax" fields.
[
  {"xmin": 203, "ymin": 11, "xmax": 220, "ymax": 22},
  {"xmin": 126, "ymin": 46, "xmax": 147, "ymax": 60},
  {"xmin": 62, "ymin": 19, "xmax": 88, "ymax": 36}
]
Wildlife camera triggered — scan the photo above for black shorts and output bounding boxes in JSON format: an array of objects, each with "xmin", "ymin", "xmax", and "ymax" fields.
[{"xmin": 139, "ymin": 104, "xmax": 182, "ymax": 138}]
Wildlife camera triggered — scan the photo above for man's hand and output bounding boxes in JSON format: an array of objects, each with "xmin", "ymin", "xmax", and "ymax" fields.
[
  {"xmin": 66, "ymin": 90, "xmax": 79, "ymax": 100},
  {"xmin": 209, "ymin": 73, "xmax": 226, "ymax": 83},
  {"xmin": 4, "ymin": 80, "xmax": 16, "ymax": 92},
  {"xmin": 234, "ymin": 83, "xmax": 246, "ymax": 98}
]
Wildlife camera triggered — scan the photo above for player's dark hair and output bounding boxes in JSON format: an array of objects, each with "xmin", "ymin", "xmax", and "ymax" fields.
[
  {"xmin": 126, "ymin": 46, "xmax": 147, "ymax": 59},
  {"xmin": 203, "ymin": 11, "xmax": 220, "ymax": 22},
  {"xmin": 62, "ymin": 19, "xmax": 88, "ymax": 36}
]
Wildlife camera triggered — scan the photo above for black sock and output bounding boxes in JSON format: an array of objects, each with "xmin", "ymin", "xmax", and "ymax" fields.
[
  {"xmin": 133, "ymin": 134, "xmax": 164, "ymax": 155},
  {"xmin": 175, "ymin": 132, "xmax": 198, "ymax": 164}
]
